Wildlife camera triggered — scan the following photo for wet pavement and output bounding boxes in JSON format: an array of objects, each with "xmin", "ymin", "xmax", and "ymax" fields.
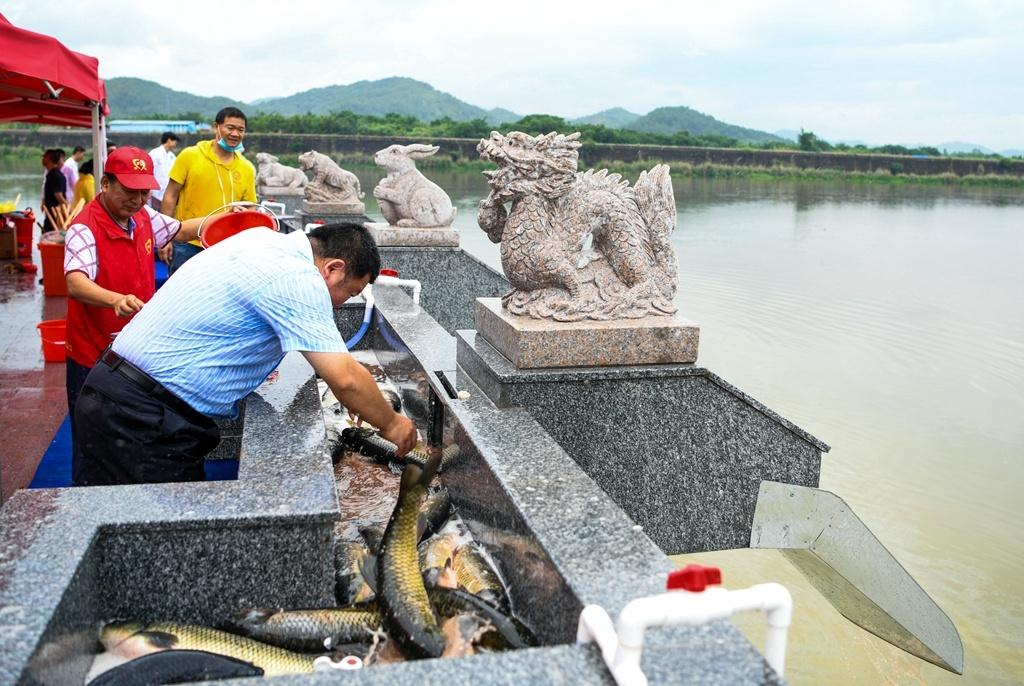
[{"xmin": 0, "ymin": 242, "xmax": 68, "ymax": 503}]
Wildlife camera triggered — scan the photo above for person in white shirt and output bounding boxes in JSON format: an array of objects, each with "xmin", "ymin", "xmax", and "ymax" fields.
[
  {"xmin": 148, "ymin": 132, "xmax": 180, "ymax": 211},
  {"xmin": 65, "ymin": 146, "xmax": 86, "ymax": 176}
]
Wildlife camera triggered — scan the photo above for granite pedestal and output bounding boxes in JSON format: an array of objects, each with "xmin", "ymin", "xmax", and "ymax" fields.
[
  {"xmin": 475, "ymin": 297, "xmax": 699, "ymax": 368},
  {"xmin": 295, "ymin": 201, "xmax": 372, "ymax": 229},
  {"xmin": 365, "ymin": 221, "xmax": 460, "ymax": 247},
  {"xmin": 257, "ymin": 187, "xmax": 304, "ymax": 215}
]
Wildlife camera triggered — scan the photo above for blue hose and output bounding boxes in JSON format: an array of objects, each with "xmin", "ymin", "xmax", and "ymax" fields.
[{"xmin": 345, "ymin": 306, "xmax": 373, "ymax": 350}]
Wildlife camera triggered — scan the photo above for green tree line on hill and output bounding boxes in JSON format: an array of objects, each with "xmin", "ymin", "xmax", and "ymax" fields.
[{"xmin": 146, "ymin": 110, "xmax": 951, "ymax": 159}]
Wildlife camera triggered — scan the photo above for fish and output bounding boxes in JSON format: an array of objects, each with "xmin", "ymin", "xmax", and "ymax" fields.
[
  {"xmin": 359, "ymin": 524, "xmax": 386, "ymax": 554},
  {"xmin": 341, "ymin": 427, "xmax": 461, "ymax": 473},
  {"xmin": 402, "ymin": 444, "xmax": 462, "ymax": 473},
  {"xmin": 419, "ymin": 531, "xmax": 462, "ymax": 589},
  {"xmin": 381, "ymin": 388, "xmax": 402, "ymax": 412},
  {"xmin": 452, "ymin": 543, "xmax": 510, "ymax": 611},
  {"xmin": 400, "ymin": 387, "xmax": 431, "ymax": 422},
  {"xmin": 225, "ymin": 606, "xmax": 383, "ymax": 652},
  {"xmin": 98, "ymin": 620, "xmax": 319, "ymax": 676},
  {"xmin": 426, "ymin": 586, "xmax": 538, "ymax": 651},
  {"xmin": 86, "ymin": 649, "xmax": 263, "ymax": 685},
  {"xmin": 334, "ymin": 540, "xmax": 374, "ymax": 605},
  {"xmin": 440, "ymin": 613, "xmax": 492, "ymax": 658},
  {"xmin": 377, "ymin": 448, "xmax": 447, "ymax": 658},
  {"xmin": 418, "ymin": 485, "xmax": 453, "ymax": 541},
  {"xmin": 341, "ymin": 427, "xmax": 397, "ymax": 464}
]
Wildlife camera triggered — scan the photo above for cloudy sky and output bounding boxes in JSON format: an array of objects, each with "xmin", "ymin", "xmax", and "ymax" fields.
[{"xmin": 5, "ymin": 0, "xmax": 1022, "ymax": 150}]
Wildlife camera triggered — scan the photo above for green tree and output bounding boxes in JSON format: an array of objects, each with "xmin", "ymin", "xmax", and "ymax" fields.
[{"xmin": 508, "ymin": 114, "xmax": 568, "ymax": 135}]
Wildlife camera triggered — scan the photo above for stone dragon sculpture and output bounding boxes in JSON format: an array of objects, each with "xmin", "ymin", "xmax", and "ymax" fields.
[{"xmin": 477, "ymin": 131, "xmax": 678, "ymax": 321}]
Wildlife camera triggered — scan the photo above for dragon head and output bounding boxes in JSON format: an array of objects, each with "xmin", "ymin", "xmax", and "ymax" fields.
[{"xmin": 477, "ymin": 131, "xmax": 582, "ymax": 200}]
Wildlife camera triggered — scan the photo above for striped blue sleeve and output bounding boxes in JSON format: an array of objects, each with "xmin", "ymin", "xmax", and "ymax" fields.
[{"xmin": 255, "ymin": 269, "xmax": 346, "ymax": 353}]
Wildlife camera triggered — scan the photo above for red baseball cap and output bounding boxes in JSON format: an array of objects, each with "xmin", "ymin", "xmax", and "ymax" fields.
[{"xmin": 104, "ymin": 146, "xmax": 160, "ymax": 190}]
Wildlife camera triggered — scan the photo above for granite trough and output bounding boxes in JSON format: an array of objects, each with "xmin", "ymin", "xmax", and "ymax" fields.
[{"xmin": 0, "ymin": 246, "xmax": 821, "ymax": 685}]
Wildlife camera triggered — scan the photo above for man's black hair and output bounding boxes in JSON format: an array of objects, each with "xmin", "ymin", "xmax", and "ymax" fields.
[
  {"xmin": 72, "ymin": 146, "xmax": 86, "ymax": 154},
  {"xmin": 43, "ymin": 149, "xmax": 61, "ymax": 165},
  {"xmin": 215, "ymin": 107, "xmax": 247, "ymax": 125},
  {"xmin": 79, "ymin": 159, "xmax": 93, "ymax": 175},
  {"xmin": 160, "ymin": 131, "xmax": 181, "ymax": 144},
  {"xmin": 307, "ymin": 222, "xmax": 380, "ymax": 281},
  {"xmin": 55, "ymin": 148, "xmax": 66, "ymax": 159}
]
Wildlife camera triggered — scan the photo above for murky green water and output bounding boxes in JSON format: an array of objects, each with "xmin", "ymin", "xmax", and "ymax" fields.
[{"xmin": 3, "ymin": 159, "xmax": 1021, "ymax": 683}]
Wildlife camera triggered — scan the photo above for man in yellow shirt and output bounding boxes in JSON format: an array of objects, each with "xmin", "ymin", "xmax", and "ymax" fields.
[{"xmin": 161, "ymin": 107, "xmax": 256, "ymax": 273}]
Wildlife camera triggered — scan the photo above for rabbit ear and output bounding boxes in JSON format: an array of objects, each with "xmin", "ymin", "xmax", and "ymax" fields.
[{"xmin": 406, "ymin": 144, "xmax": 440, "ymax": 159}]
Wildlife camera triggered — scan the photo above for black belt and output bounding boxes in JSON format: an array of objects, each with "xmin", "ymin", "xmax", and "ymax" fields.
[{"xmin": 99, "ymin": 349, "xmax": 207, "ymax": 423}]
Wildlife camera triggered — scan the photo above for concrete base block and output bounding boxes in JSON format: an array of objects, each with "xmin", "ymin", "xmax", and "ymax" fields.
[
  {"xmin": 365, "ymin": 222, "xmax": 460, "ymax": 247},
  {"xmin": 257, "ymin": 186, "xmax": 304, "ymax": 197},
  {"xmin": 294, "ymin": 209, "xmax": 373, "ymax": 227},
  {"xmin": 475, "ymin": 297, "xmax": 700, "ymax": 368},
  {"xmin": 302, "ymin": 200, "xmax": 365, "ymax": 215}
]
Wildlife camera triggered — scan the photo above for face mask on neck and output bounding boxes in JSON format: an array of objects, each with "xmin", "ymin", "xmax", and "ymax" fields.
[{"xmin": 217, "ymin": 138, "xmax": 244, "ymax": 153}]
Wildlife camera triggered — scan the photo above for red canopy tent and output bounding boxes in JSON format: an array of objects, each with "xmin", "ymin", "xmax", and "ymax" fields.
[{"xmin": 0, "ymin": 12, "xmax": 108, "ymax": 173}]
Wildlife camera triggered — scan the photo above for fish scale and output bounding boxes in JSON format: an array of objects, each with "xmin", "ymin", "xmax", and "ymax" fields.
[
  {"xmin": 227, "ymin": 606, "xmax": 383, "ymax": 652},
  {"xmin": 104, "ymin": 621, "xmax": 318, "ymax": 676},
  {"xmin": 377, "ymin": 450, "xmax": 447, "ymax": 658}
]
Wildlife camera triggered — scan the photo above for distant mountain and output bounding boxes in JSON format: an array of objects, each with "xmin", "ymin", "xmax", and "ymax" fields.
[
  {"xmin": 625, "ymin": 106, "xmax": 783, "ymax": 143},
  {"xmin": 1001, "ymin": 149, "xmax": 1024, "ymax": 158},
  {"xmin": 106, "ymin": 78, "xmax": 244, "ymax": 119},
  {"xmin": 773, "ymin": 129, "xmax": 800, "ymax": 142},
  {"xmin": 252, "ymin": 77, "xmax": 500, "ymax": 122},
  {"xmin": 571, "ymin": 107, "xmax": 642, "ymax": 128},
  {"xmin": 107, "ymin": 76, "xmax": 517, "ymax": 124},
  {"xmin": 487, "ymin": 108, "xmax": 521, "ymax": 126},
  {"xmin": 938, "ymin": 141, "xmax": 994, "ymax": 155}
]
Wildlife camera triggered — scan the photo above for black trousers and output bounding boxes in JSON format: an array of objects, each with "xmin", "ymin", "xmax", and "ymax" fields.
[{"xmin": 75, "ymin": 354, "xmax": 220, "ymax": 486}]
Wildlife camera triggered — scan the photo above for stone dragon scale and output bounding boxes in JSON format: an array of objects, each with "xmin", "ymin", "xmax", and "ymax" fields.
[{"xmin": 477, "ymin": 131, "xmax": 678, "ymax": 321}]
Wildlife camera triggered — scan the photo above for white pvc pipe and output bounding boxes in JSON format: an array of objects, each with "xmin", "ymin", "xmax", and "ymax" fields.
[
  {"xmin": 360, "ymin": 284, "xmax": 375, "ymax": 323},
  {"xmin": 577, "ymin": 583, "xmax": 793, "ymax": 686},
  {"xmin": 373, "ymin": 273, "xmax": 421, "ymax": 306}
]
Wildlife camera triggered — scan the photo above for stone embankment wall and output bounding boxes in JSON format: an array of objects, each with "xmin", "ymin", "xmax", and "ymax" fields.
[{"xmin": 4, "ymin": 129, "xmax": 1021, "ymax": 177}]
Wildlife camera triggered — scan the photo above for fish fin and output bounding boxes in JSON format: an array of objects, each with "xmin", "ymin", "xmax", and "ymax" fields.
[
  {"xmin": 359, "ymin": 525, "xmax": 384, "ymax": 554},
  {"xmin": 359, "ymin": 553, "xmax": 379, "ymax": 594},
  {"xmin": 86, "ymin": 649, "xmax": 263, "ymax": 685},
  {"xmin": 141, "ymin": 630, "xmax": 178, "ymax": 649},
  {"xmin": 419, "ymin": 445, "xmax": 444, "ymax": 485}
]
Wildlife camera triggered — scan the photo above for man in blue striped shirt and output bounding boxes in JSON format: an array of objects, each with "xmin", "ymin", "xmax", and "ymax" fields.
[{"xmin": 73, "ymin": 222, "xmax": 417, "ymax": 486}]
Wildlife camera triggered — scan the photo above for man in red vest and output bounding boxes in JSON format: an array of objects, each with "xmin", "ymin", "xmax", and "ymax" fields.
[{"xmin": 63, "ymin": 146, "xmax": 217, "ymax": 485}]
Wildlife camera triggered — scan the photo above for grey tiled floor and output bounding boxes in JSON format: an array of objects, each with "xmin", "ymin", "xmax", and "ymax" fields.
[{"xmin": 0, "ymin": 241, "xmax": 68, "ymax": 503}]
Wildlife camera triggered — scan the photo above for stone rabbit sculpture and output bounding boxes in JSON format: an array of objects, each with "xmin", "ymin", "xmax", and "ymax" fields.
[{"xmin": 372, "ymin": 144, "xmax": 457, "ymax": 227}]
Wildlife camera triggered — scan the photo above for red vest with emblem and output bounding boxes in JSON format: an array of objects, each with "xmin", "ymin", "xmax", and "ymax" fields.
[{"xmin": 65, "ymin": 196, "xmax": 156, "ymax": 367}]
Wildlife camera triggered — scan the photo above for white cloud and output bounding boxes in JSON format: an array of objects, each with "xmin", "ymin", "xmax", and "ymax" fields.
[{"xmin": 3, "ymin": 0, "xmax": 1021, "ymax": 149}]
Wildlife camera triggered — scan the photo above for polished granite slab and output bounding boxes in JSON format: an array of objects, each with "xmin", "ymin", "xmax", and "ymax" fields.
[{"xmin": 1, "ymin": 255, "xmax": 788, "ymax": 685}]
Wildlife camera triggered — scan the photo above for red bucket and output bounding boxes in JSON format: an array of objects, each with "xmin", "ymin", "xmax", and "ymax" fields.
[
  {"xmin": 37, "ymin": 319, "xmax": 67, "ymax": 363},
  {"xmin": 9, "ymin": 209, "xmax": 35, "ymax": 258},
  {"xmin": 200, "ymin": 210, "xmax": 278, "ymax": 248}
]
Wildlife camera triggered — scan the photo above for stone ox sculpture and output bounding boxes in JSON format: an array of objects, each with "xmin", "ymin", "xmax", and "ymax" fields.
[
  {"xmin": 477, "ymin": 131, "xmax": 678, "ymax": 321},
  {"xmin": 298, "ymin": 150, "xmax": 365, "ymax": 205},
  {"xmin": 255, "ymin": 152, "xmax": 307, "ymax": 191},
  {"xmin": 372, "ymin": 143, "xmax": 456, "ymax": 228}
]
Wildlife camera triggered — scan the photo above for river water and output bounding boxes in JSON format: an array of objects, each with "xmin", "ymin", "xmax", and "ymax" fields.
[{"xmin": 2, "ymin": 159, "xmax": 1021, "ymax": 684}]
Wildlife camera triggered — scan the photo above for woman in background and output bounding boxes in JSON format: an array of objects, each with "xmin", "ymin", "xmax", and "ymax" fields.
[{"xmin": 71, "ymin": 159, "xmax": 95, "ymax": 207}]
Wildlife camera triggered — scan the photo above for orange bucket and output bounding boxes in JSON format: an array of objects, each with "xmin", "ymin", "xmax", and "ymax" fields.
[
  {"xmin": 38, "ymin": 242, "xmax": 67, "ymax": 297},
  {"xmin": 37, "ymin": 319, "xmax": 67, "ymax": 363},
  {"xmin": 200, "ymin": 210, "xmax": 278, "ymax": 248}
]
